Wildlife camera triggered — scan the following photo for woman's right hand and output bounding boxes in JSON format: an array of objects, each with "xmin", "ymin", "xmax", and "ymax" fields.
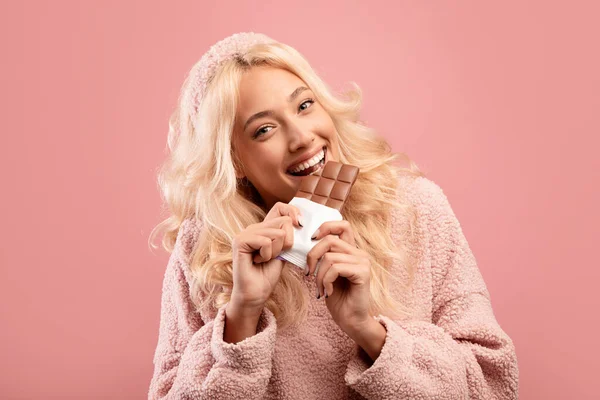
[{"xmin": 229, "ymin": 202, "xmax": 303, "ymax": 317}]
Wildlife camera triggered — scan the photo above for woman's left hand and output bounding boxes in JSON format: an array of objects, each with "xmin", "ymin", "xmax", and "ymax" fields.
[{"xmin": 306, "ymin": 220, "xmax": 373, "ymax": 336}]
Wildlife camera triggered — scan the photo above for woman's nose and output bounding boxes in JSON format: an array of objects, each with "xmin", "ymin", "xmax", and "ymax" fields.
[{"xmin": 287, "ymin": 122, "xmax": 314, "ymax": 151}]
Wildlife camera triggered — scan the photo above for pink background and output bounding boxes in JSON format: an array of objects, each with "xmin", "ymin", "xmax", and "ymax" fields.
[{"xmin": 1, "ymin": 1, "xmax": 598, "ymax": 398}]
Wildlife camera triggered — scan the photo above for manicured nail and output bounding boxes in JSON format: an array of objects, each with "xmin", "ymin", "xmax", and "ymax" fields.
[
  {"xmin": 311, "ymin": 229, "xmax": 320, "ymax": 240},
  {"xmin": 324, "ymin": 288, "xmax": 328, "ymax": 298},
  {"xmin": 317, "ymin": 292, "xmax": 320, "ymax": 299},
  {"xmin": 298, "ymin": 215, "xmax": 304, "ymax": 227}
]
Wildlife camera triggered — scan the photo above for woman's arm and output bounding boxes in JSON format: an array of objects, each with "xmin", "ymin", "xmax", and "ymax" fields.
[
  {"xmin": 223, "ymin": 302, "xmax": 263, "ymax": 344},
  {"xmin": 148, "ymin": 220, "xmax": 277, "ymax": 400},
  {"xmin": 344, "ymin": 178, "xmax": 519, "ymax": 399}
]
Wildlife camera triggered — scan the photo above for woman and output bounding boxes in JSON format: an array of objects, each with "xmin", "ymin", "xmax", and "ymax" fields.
[{"xmin": 148, "ymin": 32, "xmax": 519, "ymax": 399}]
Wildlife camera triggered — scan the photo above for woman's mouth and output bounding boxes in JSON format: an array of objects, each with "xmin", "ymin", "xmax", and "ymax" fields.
[{"xmin": 286, "ymin": 146, "xmax": 327, "ymax": 177}]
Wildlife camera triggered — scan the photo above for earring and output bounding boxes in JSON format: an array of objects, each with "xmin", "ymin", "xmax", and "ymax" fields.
[{"xmin": 238, "ymin": 176, "xmax": 252, "ymax": 187}]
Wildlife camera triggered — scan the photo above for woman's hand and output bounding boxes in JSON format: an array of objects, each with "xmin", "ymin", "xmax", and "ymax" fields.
[
  {"xmin": 230, "ymin": 202, "xmax": 302, "ymax": 316},
  {"xmin": 306, "ymin": 220, "xmax": 373, "ymax": 336}
]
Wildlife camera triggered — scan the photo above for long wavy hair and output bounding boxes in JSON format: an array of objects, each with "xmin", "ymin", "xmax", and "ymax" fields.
[{"xmin": 149, "ymin": 39, "xmax": 426, "ymax": 330}]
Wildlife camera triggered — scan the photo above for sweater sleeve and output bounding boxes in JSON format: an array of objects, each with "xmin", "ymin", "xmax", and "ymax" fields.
[
  {"xmin": 148, "ymin": 220, "xmax": 277, "ymax": 400},
  {"xmin": 345, "ymin": 179, "xmax": 520, "ymax": 399}
]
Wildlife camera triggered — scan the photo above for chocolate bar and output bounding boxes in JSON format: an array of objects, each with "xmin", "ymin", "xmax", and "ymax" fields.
[{"xmin": 294, "ymin": 161, "xmax": 359, "ymax": 212}]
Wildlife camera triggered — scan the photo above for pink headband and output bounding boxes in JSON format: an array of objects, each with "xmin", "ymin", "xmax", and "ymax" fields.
[{"xmin": 186, "ymin": 32, "xmax": 276, "ymax": 114}]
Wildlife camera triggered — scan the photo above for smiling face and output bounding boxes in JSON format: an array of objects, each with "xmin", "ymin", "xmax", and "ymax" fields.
[{"xmin": 233, "ymin": 66, "xmax": 340, "ymax": 210}]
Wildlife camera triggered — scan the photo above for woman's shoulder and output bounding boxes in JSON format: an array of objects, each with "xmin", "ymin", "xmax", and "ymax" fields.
[
  {"xmin": 395, "ymin": 174, "xmax": 470, "ymax": 261},
  {"xmin": 396, "ymin": 174, "xmax": 448, "ymax": 207},
  {"xmin": 169, "ymin": 217, "xmax": 204, "ymax": 285},
  {"xmin": 394, "ymin": 173, "xmax": 453, "ymax": 222},
  {"xmin": 174, "ymin": 217, "xmax": 203, "ymax": 260},
  {"xmin": 391, "ymin": 173, "xmax": 465, "ymax": 250}
]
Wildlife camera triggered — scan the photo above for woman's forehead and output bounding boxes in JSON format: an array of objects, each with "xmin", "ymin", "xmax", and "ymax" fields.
[{"xmin": 238, "ymin": 67, "xmax": 306, "ymax": 105}]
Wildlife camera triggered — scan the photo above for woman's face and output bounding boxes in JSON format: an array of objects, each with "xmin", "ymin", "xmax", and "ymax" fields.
[{"xmin": 233, "ymin": 66, "xmax": 340, "ymax": 210}]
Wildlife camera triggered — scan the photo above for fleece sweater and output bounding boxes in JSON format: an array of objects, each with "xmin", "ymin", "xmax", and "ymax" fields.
[{"xmin": 148, "ymin": 175, "xmax": 519, "ymax": 399}]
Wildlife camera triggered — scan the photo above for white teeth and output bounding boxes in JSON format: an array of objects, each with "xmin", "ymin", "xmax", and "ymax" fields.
[{"xmin": 288, "ymin": 149, "xmax": 325, "ymax": 173}]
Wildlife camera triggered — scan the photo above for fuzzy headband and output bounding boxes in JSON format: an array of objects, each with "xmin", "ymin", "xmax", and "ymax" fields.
[{"xmin": 185, "ymin": 32, "xmax": 276, "ymax": 115}]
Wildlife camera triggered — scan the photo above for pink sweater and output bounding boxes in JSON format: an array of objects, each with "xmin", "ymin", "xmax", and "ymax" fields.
[{"xmin": 148, "ymin": 176, "xmax": 519, "ymax": 399}]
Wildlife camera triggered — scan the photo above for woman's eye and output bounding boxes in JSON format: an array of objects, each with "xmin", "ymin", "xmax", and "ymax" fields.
[
  {"xmin": 253, "ymin": 125, "xmax": 272, "ymax": 138},
  {"xmin": 252, "ymin": 99, "xmax": 314, "ymax": 139},
  {"xmin": 299, "ymin": 98, "xmax": 314, "ymax": 111}
]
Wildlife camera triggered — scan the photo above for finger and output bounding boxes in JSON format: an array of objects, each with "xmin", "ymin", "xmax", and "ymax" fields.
[
  {"xmin": 306, "ymin": 235, "xmax": 358, "ymax": 276},
  {"xmin": 265, "ymin": 202, "xmax": 303, "ymax": 227},
  {"xmin": 311, "ymin": 220, "xmax": 355, "ymax": 245},
  {"xmin": 322, "ymin": 263, "xmax": 370, "ymax": 298},
  {"xmin": 237, "ymin": 235, "xmax": 272, "ymax": 263},
  {"xmin": 257, "ymin": 231, "xmax": 285, "ymax": 264},
  {"xmin": 237, "ymin": 229, "xmax": 281, "ymax": 253},
  {"xmin": 239, "ymin": 228, "xmax": 285, "ymax": 263},
  {"xmin": 315, "ymin": 253, "xmax": 358, "ymax": 297},
  {"xmin": 255, "ymin": 216, "xmax": 294, "ymax": 251},
  {"xmin": 281, "ymin": 219, "xmax": 294, "ymax": 251},
  {"xmin": 254, "ymin": 215, "xmax": 293, "ymax": 230},
  {"xmin": 257, "ymin": 228, "xmax": 287, "ymax": 263}
]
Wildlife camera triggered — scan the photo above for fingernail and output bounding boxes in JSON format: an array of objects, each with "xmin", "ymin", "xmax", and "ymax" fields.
[
  {"xmin": 298, "ymin": 214, "xmax": 304, "ymax": 227},
  {"xmin": 324, "ymin": 288, "xmax": 328, "ymax": 298},
  {"xmin": 317, "ymin": 292, "xmax": 320, "ymax": 300},
  {"xmin": 311, "ymin": 229, "xmax": 320, "ymax": 240}
]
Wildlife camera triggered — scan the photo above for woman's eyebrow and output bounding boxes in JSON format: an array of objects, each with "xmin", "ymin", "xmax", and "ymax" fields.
[
  {"xmin": 243, "ymin": 86, "xmax": 309, "ymax": 131},
  {"xmin": 287, "ymin": 86, "xmax": 309, "ymax": 103}
]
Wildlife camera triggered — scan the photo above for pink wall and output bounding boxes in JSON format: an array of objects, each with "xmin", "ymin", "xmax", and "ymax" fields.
[{"xmin": 1, "ymin": 1, "xmax": 597, "ymax": 398}]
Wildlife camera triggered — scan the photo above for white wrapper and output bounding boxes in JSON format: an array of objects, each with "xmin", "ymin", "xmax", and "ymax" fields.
[{"xmin": 277, "ymin": 197, "xmax": 343, "ymax": 270}]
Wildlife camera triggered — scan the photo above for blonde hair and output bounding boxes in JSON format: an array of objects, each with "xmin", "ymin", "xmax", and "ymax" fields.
[{"xmin": 149, "ymin": 40, "xmax": 426, "ymax": 330}]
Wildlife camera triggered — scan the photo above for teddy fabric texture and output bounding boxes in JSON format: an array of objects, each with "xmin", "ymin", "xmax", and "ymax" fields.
[
  {"xmin": 183, "ymin": 32, "xmax": 275, "ymax": 117},
  {"xmin": 148, "ymin": 175, "xmax": 519, "ymax": 399}
]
